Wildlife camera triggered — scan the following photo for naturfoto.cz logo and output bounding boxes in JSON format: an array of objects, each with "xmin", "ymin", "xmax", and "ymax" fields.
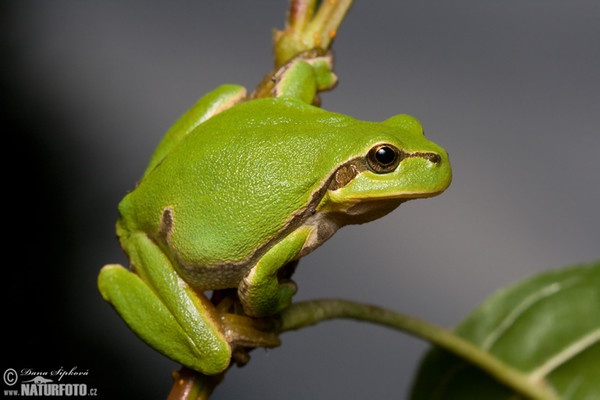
[{"xmin": 3, "ymin": 367, "xmax": 98, "ymax": 397}]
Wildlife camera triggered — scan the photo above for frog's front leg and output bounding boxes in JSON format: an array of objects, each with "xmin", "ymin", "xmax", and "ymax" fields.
[
  {"xmin": 98, "ymin": 232, "xmax": 233, "ymax": 375},
  {"xmin": 239, "ymin": 226, "xmax": 313, "ymax": 317},
  {"xmin": 251, "ymin": 48, "xmax": 337, "ymax": 105}
]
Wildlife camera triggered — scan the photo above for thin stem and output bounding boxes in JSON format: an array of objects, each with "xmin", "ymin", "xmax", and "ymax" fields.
[
  {"xmin": 279, "ymin": 299, "xmax": 559, "ymax": 400},
  {"xmin": 305, "ymin": 0, "xmax": 353, "ymax": 50},
  {"xmin": 167, "ymin": 367, "xmax": 224, "ymax": 400},
  {"xmin": 288, "ymin": 0, "xmax": 317, "ymax": 33}
]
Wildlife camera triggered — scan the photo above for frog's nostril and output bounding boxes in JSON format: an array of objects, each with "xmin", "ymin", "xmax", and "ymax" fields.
[{"xmin": 423, "ymin": 153, "xmax": 441, "ymax": 164}]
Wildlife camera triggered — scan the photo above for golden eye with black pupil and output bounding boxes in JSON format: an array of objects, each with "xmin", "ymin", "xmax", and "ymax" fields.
[{"xmin": 366, "ymin": 144, "xmax": 402, "ymax": 174}]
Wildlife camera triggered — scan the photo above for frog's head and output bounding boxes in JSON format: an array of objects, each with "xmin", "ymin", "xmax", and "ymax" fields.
[{"xmin": 317, "ymin": 114, "xmax": 452, "ymax": 224}]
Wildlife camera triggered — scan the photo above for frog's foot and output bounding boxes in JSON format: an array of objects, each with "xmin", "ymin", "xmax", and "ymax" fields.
[
  {"xmin": 212, "ymin": 291, "xmax": 282, "ymax": 367},
  {"xmin": 251, "ymin": 48, "xmax": 337, "ymax": 105},
  {"xmin": 238, "ymin": 269, "xmax": 298, "ymax": 318}
]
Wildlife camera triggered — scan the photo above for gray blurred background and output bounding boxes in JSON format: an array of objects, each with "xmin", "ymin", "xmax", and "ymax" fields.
[{"xmin": 3, "ymin": 1, "xmax": 598, "ymax": 399}]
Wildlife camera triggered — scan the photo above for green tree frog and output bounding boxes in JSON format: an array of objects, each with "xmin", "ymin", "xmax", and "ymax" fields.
[{"xmin": 98, "ymin": 51, "xmax": 452, "ymax": 375}]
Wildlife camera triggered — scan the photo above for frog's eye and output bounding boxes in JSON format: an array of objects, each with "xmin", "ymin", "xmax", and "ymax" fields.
[{"xmin": 366, "ymin": 144, "xmax": 402, "ymax": 174}]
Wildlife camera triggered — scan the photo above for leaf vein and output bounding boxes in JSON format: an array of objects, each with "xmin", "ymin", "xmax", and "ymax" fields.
[
  {"xmin": 528, "ymin": 328, "xmax": 600, "ymax": 382},
  {"xmin": 481, "ymin": 282, "xmax": 562, "ymax": 350}
]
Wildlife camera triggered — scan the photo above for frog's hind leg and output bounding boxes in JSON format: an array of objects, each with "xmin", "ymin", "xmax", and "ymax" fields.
[
  {"xmin": 98, "ymin": 263, "xmax": 232, "ymax": 374},
  {"xmin": 98, "ymin": 229, "xmax": 235, "ymax": 375}
]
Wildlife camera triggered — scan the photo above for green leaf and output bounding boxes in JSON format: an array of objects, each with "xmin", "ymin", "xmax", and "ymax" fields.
[{"xmin": 411, "ymin": 261, "xmax": 600, "ymax": 400}]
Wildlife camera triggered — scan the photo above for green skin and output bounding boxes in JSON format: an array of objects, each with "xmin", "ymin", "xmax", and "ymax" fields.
[{"xmin": 98, "ymin": 53, "xmax": 452, "ymax": 375}]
